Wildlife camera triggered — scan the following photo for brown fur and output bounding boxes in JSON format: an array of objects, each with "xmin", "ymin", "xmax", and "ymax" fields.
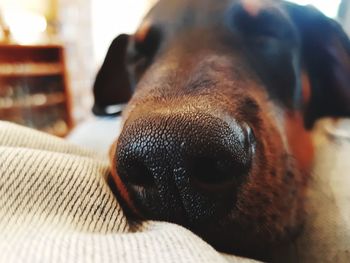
[{"xmin": 111, "ymin": 47, "xmax": 310, "ymax": 258}]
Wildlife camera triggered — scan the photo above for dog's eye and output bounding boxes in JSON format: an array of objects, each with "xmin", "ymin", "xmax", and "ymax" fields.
[
  {"xmin": 136, "ymin": 27, "xmax": 162, "ymax": 57},
  {"xmin": 128, "ymin": 26, "xmax": 162, "ymax": 64},
  {"xmin": 127, "ymin": 26, "xmax": 162, "ymax": 82}
]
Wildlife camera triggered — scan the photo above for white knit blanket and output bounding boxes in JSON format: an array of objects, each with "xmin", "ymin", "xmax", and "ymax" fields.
[
  {"xmin": 0, "ymin": 121, "xmax": 254, "ymax": 263},
  {"xmin": 1, "ymin": 120, "xmax": 350, "ymax": 263}
]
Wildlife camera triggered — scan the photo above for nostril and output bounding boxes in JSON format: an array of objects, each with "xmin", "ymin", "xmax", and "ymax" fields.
[
  {"xmin": 188, "ymin": 156, "xmax": 249, "ymax": 191},
  {"xmin": 121, "ymin": 160, "xmax": 155, "ymax": 188}
]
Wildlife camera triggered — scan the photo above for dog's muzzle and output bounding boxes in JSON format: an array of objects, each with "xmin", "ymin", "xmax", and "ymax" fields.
[{"xmin": 115, "ymin": 111, "xmax": 256, "ymax": 225}]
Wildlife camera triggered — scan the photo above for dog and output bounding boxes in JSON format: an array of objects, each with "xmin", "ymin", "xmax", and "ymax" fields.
[{"xmin": 93, "ymin": 0, "xmax": 350, "ymax": 260}]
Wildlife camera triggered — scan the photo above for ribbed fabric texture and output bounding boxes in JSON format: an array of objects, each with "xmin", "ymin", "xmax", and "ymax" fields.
[{"xmin": 0, "ymin": 121, "xmax": 254, "ymax": 263}]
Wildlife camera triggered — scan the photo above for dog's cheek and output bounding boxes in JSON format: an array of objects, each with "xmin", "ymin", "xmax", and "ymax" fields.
[
  {"xmin": 301, "ymin": 72, "xmax": 311, "ymax": 106},
  {"xmin": 234, "ymin": 111, "xmax": 306, "ymax": 243},
  {"xmin": 285, "ymin": 111, "xmax": 314, "ymax": 173},
  {"xmin": 237, "ymin": 135, "xmax": 284, "ymax": 233}
]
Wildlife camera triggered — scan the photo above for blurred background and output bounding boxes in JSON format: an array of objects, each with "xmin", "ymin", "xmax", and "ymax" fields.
[{"xmin": 0, "ymin": 0, "xmax": 349, "ymax": 137}]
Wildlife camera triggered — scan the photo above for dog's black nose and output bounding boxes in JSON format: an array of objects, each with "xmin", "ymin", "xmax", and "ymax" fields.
[{"xmin": 115, "ymin": 112, "xmax": 255, "ymax": 221}]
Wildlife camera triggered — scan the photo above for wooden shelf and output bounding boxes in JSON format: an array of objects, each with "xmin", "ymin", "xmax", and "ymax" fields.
[
  {"xmin": 0, "ymin": 93, "xmax": 66, "ymax": 110},
  {"xmin": 0, "ymin": 63, "xmax": 63, "ymax": 77},
  {"xmin": 0, "ymin": 44, "xmax": 73, "ymax": 137},
  {"xmin": 41, "ymin": 120, "xmax": 69, "ymax": 137}
]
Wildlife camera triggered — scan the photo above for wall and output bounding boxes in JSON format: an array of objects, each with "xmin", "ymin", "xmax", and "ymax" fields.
[
  {"xmin": 340, "ymin": 0, "xmax": 350, "ymax": 35},
  {"xmin": 90, "ymin": 0, "xmax": 156, "ymax": 65},
  {"xmin": 0, "ymin": 0, "xmax": 56, "ymax": 17},
  {"xmin": 58, "ymin": 0, "xmax": 155, "ymax": 122},
  {"xmin": 58, "ymin": 0, "xmax": 95, "ymax": 122}
]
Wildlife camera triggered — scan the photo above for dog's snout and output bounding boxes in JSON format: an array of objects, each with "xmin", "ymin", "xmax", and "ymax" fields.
[
  {"xmin": 115, "ymin": 112, "xmax": 255, "ymax": 224},
  {"xmin": 115, "ymin": 111, "xmax": 255, "ymax": 220}
]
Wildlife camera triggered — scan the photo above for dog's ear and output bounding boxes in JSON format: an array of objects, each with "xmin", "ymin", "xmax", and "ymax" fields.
[
  {"xmin": 92, "ymin": 34, "xmax": 132, "ymax": 116},
  {"xmin": 285, "ymin": 3, "xmax": 350, "ymax": 128}
]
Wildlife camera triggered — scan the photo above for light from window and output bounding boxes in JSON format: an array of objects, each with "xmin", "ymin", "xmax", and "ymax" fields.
[{"xmin": 285, "ymin": 0, "xmax": 341, "ymax": 18}]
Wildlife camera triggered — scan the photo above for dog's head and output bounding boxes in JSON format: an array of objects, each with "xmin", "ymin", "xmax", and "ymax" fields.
[{"xmin": 95, "ymin": 0, "xmax": 350, "ymax": 259}]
